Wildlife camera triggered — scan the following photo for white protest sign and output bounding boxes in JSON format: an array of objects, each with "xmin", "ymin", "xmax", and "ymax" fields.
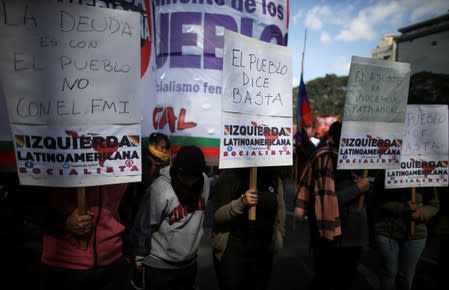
[
  {"xmin": 0, "ymin": 1, "xmax": 142, "ymax": 186},
  {"xmin": 0, "ymin": 83, "xmax": 12, "ymax": 141},
  {"xmin": 0, "ymin": 1, "xmax": 141, "ymax": 126},
  {"xmin": 385, "ymin": 105, "xmax": 448, "ymax": 188},
  {"xmin": 151, "ymin": 1, "xmax": 289, "ymax": 160},
  {"xmin": 337, "ymin": 56, "xmax": 411, "ymax": 170},
  {"xmin": 219, "ymin": 30, "xmax": 292, "ymax": 169},
  {"xmin": 12, "ymin": 124, "xmax": 141, "ymax": 187},
  {"xmin": 222, "ymin": 30, "xmax": 291, "ymax": 117}
]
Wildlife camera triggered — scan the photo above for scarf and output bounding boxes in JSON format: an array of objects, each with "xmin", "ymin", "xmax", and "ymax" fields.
[
  {"xmin": 295, "ymin": 146, "xmax": 342, "ymax": 240},
  {"xmin": 148, "ymin": 145, "xmax": 170, "ymax": 163}
]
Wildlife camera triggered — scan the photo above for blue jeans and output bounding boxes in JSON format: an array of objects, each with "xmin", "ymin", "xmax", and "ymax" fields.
[{"xmin": 375, "ymin": 235, "xmax": 426, "ymax": 290}]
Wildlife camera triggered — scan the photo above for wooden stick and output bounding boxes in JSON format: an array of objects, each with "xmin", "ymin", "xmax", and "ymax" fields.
[
  {"xmin": 292, "ymin": 154, "xmax": 299, "ymax": 230},
  {"xmin": 410, "ymin": 187, "xmax": 416, "ymax": 236},
  {"xmin": 357, "ymin": 169, "xmax": 369, "ymax": 209},
  {"xmin": 77, "ymin": 187, "xmax": 88, "ymax": 250},
  {"xmin": 248, "ymin": 167, "xmax": 257, "ymax": 221}
]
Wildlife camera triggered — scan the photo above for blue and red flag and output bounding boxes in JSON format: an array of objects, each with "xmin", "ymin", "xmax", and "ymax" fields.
[{"xmin": 296, "ymin": 73, "xmax": 313, "ymax": 135}]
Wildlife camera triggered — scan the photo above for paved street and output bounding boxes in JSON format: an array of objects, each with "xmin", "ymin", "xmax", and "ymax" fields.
[
  {"xmin": 197, "ymin": 217, "xmax": 440, "ymax": 290},
  {"xmin": 196, "ymin": 179, "xmax": 441, "ymax": 290},
  {"xmin": 0, "ymin": 176, "xmax": 442, "ymax": 290}
]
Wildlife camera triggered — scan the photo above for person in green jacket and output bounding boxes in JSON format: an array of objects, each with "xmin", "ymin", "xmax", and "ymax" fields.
[{"xmin": 373, "ymin": 172, "xmax": 440, "ymax": 290}]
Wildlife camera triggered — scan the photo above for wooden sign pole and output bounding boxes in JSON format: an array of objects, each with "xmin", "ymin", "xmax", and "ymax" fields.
[
  {"xmin": 248, "ymin": 167, "xmax": 257, "ymax": 221},
  {"xmin": 410, "ymin": 187, "xmax": 416, "ymax": 236},
  {"xmin": 357, "ymin": 169, "xmax": 369, "ymax": 209},
  {"xmin": 77, "ymin": 187, "xmax": 88, "ymax": 250}
]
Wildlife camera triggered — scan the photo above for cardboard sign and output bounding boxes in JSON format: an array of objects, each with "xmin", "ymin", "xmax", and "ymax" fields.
[
  {"xmin": 337, "ymin": 56, "xmax": 411, "ymax": 170},
  {"xmin": 219, "ymin": 30, "xmax": 292, "ymax": 169}
]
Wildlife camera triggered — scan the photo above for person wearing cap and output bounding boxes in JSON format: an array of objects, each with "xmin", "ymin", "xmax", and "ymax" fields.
[
  {"xmin": 295, "ymin": 121, "xmax": 372, "ymax": 290},
  {"xmin": 130, "ymin": 145, "xmax": 210, "ymax": 290},
  {"xmin": 211, "ymin": 167, "xmax": 286, "ymax": 290}
]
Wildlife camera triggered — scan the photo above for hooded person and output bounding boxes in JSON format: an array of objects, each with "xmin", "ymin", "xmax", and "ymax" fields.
[{"xmin": 130, "ymin": 145, "xmax": 210, "ymax": 290}]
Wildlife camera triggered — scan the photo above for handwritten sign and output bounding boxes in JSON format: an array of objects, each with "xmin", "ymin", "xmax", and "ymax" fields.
[
  {"xmin": 0, "ymin": 1, "xmax": 141, "ymax": 186},
  {"xmin": 219, "ymin": 30, "xmax": 292, "ymax": 169},
  {"xmin": 337, "ymin": 56, "xmax": 411, "ymax": 170},
  {"xmin": 222, "ymin": 30, "xmax": 291, "ymax": 117},
  {"xmin": 0, "ymin": 1, "xmax": 141, "ymax": 126},
  {"xmin": 343, "ymin": 56, "xmax": 410, "ymax": 122},
  {"xmin": 385, "ymin": 105, "xmax": 449, "ymax": 188}
]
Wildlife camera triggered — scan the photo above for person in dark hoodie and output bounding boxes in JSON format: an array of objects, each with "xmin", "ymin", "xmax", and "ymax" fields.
[{"xmin": 130, "ymin": 145, "xmax": 210, "ymax": 290}]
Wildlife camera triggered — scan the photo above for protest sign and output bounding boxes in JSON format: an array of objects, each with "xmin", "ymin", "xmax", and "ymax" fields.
[
  {"xmin": 0, "ymin": 1, "xmax": 141, "ymax": 186},
  {"xmin": 12, "ymin": 124, "xmax": 141, "ymax": 187},
  {"xmin": 337, "ymin": 56, "xmax": 411, "ymax": 170},
  {"xmin": 0, "ymin": 1, "xmax": 290, "ymax": 166},
  {"xmin": 385, "ymin": 105, "xmax": 448, "ymax": 188},
  {"xmin": 219, "ymin": 30, "xmax": 292, "ymax": 169},
  {"xmin": 152, "ymin": 1, "xmax": 289, "ymax": 161},
  {"xmin": 0, "ymin": 1, "xmax": 141, "ymax": 126}
]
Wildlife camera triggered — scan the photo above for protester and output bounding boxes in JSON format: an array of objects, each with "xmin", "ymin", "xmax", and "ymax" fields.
[
  {"xmin": 373, "ymin": 173, "xmax": 440, "ymax": 290},
  {"xmin": 121, "ymin": 132, "xmax": 170, "ymax": 262},
  {"xmin": 40, "ymin": 184, "xmax": 130, "ymax": 290},
  {"xmin": 296, "ymin": 127, "xmax": 316, "ymax": 179},
  {"xmin": 212, "ymin": 166, "xmax": 286, "ymax": 290},
  {"xmin": 315, "ymin": 121, "xmax": 340, "ymax": 149},
  {"xmin": 131, "ymin": 145, "xmax": 210, "ymax": 290},
  {"xmin": 121, "ymin": 132, "xmax": 170, "ymax": 218},
  {"xmin": 435, "ymin": 187, "xmax": 449, "ymax": 290},
  {"xmin": 141, "ymin": 132, "xmax": 171, "ymax": 188},
  {"xmin": 294, "ymin": 121, "xmax": 372, "ymax": 290}
]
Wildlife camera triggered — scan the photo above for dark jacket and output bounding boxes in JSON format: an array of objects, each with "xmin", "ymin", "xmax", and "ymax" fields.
[
  {"xmin": 211, "ymin": 168, "xmax": 286, "ymax": 260},
  {"xmin": 374, "ymin": 175, "xmax": 440, "ymax": 240}
]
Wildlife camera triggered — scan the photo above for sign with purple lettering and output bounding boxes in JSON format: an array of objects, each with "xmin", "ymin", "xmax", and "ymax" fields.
[
  {"xmin": 219, "ymin": 113, "xmax": 292, "ymax": 168},
  {"xmin": 0, "ymin": 1, "xmax": 142, "ymax": 186},
  {"xmin": 219, "ymin": 30, "xmax": 292, "ymax": 169},
  {"xmin": 337, "ymin": 56, "xmax": 411, "ymax": 170},
  {"xmin": 385, "ymin": 105, "xmax": 448, "ymax": 188},
  {"xmin": 12, "ymin": 124, "xmax": 141, "ymax": 187},
  {"xmin": 152, "ymin": 0, "xmax": 289, "ymax": 158}
]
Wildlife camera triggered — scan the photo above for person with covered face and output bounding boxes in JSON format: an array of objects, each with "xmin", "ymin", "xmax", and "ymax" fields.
[{"xmin": 131, "ymin": 145, "xmax": 210, "ymax": 290}]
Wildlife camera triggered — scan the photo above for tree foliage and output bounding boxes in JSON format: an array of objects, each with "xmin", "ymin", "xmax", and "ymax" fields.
[
  {"xmin": 292, "ymin": 71, "xmax": 448, "ymax": 128},
  {"xmin": 408, "ymin": 72, "xmax": 449, "ymax": 105},
  {"xmin": 293, "ymin": 74, "xmax": 348, "ymax": 119}
]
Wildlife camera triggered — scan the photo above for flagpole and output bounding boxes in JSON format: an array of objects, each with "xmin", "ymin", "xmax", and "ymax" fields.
[
  {"xmin": 294, "ymin": 28, "xmax": 308, "ymax": 219},
  {"xmin": 301, "ymin": 28, "xmax": 307, "ymax": 75}
]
